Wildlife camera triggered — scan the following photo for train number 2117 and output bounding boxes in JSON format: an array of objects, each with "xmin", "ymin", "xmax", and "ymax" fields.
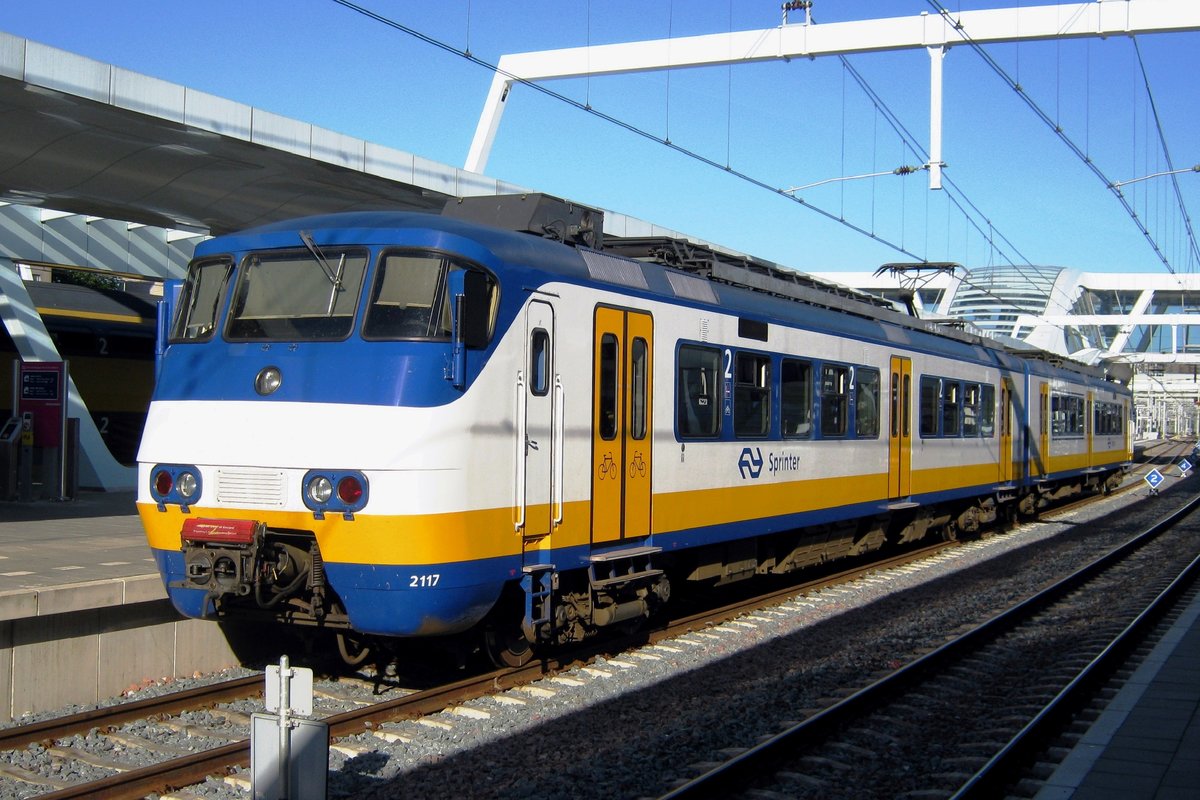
[{"xmin": 409, "ymin": 574, "xmax": 441, "ymax": 588}]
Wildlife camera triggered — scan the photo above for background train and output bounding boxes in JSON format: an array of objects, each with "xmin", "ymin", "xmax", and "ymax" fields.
[
  {"xmin": 1, "ymin": 272, "xmax": 157, "ymax": 466},
  {"xmin": 137, "ymin": 194, "xmax": 1132, "ymax": 666}
]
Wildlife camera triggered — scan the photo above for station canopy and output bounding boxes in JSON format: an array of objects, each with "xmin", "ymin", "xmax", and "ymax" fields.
[{"xmin": 0, "ymin": 31, "xmax": 471, "ymax": 236}]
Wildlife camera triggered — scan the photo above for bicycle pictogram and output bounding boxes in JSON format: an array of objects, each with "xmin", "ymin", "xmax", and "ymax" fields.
[
  {"xmin": 597, "ymin": 452, "xmax": 617, "ymax": 480},
  {"xmin": 629, "ymin": 452, "xmax": 647, "ymax": 478}
]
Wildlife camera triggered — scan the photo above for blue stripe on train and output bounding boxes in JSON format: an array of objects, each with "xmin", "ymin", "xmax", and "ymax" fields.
[
  {"xmin": 152, "ymin": 547, "xmax": 515, "ymax": 637},
  {"xmin": 324, "ymin": 559, "xmax": 514, "ymax": 636}
]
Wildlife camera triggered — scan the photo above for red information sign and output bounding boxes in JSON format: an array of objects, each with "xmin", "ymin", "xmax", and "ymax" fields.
[{"xmin": 17, "ymin": 361, "xmax": 66, "ymax": 448}]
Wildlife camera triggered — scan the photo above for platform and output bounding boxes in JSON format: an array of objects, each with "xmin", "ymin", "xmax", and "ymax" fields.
[
  {"xmin": 1036, "ymin": 584, "xmax": 1200, "ymax": 799},
  {"xmin": 0, "ymin": 490, "xmax": 155, "ymax": 593},
  {"xmin": 0, "ymin": 491, "xmax": 237, "ymax": 722}
]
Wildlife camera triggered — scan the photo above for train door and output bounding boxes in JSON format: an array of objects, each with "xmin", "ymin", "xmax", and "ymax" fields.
[
  {"xmin": 518, "ymin": 300, "xmax": 556, "ymax": 540},
  {"xmin": 592, "ymin": 306, "xmax": 653, "ymax": 544},
  {"xmin": 1124, "ymin": 398, "xmax": 1133, "ymax": 461},
  {"xmin": 999, "ymin": 378, "xmax": 1014, "ymax": 484},
  {"xmin": 1038, "ymin": 381, "xmax": 1050, "ymax": 478},
  {"xmin": 887, "ymin": 356, "xmax": 912, "ymax": 499},
  {"xmin": 1086, "ymin": 391, "xmax": 1095, "ymax": 469}
]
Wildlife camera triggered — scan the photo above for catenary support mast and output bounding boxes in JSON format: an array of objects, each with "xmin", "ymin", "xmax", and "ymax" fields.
[{"xmin": 466, "ymin": 0, "xmax": 1200, "ymax": 191}]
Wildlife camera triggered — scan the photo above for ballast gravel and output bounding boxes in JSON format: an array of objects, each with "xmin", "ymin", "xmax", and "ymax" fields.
[{"xmin": 0, "ymin": 474, "xmax": 1193, "ymax": 800}]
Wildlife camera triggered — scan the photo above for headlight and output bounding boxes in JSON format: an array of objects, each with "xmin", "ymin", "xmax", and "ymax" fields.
[
  {"xmin": 308, "ymin": 475, "xmax": 333, "ymax": 504},
  {"xmin": 177, "ymin": 471, "xmax": 199, "ymax": 500},
  {"xmin": 255, "ymin": 366, "xmax": 282, "ymax": 396}
]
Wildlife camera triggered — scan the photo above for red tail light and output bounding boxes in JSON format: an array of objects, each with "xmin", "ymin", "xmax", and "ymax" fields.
[{"xmin": 337, "ymin": 476, "xmax": 364, "ymax": 504}]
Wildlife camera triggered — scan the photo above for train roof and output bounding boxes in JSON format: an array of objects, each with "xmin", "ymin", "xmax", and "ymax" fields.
[
  {"xmin": 192, "ymin": 203, "xmax": 1124, "ymax": 387},
  {"xmin": 193, "ymin": 209, "xmax": 585, "ymax": 275}
]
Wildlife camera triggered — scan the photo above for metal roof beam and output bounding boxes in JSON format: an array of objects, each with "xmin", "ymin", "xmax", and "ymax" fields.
[{"xmin": 466, "ymin": 0, "xmax": 1200, "ymax": 183}]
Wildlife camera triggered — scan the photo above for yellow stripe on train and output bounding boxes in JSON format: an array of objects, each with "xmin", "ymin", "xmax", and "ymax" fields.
[{"xmin": 142, "ymin": 457, "xmax": 1042, "ymax": 567}]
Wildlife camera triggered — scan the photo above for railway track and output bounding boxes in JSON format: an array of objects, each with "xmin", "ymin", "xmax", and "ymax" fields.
[
  {"xmin": 1, "ymin": 442, "xmax": 1185, "ymax": 798},
  {"xmin": 0, "ymin": 542, "xmax": 955, "ymax": 800},
  {"xmin": 0, "ymin": 669, "xmax": 421, "ymax": 799},
  {"xmin": 657, "ymin": 483, "xmax": 1200, "ymax": 799}
]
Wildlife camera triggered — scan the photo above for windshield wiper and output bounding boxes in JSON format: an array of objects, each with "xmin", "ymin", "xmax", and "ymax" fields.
[
  {"xmin": 299, "ymin": 230, "xmax": 339, "ymax": 286},
  {"xmin": 299, "ymin": 230, "xmax": 348, "ymax": 315}
]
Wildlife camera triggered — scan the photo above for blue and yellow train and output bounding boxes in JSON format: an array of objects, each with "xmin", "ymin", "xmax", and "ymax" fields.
[{"xmin": 138, "ymin": 195, "xmax": 1132, "ymax": 665}]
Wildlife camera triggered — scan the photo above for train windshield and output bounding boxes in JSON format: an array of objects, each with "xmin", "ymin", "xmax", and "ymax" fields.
[
  {"xmin": 225, "ymin": 248, "xmax": 368, "ymax": 341},
  {"xmin": 170, "ymin": 258, "xmax": 232, "ymax": 342}
]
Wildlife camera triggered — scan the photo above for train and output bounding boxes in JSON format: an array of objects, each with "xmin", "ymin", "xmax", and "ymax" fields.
[{"xmin": 137, "ymin": 194, "xmax": 1132, "ymax": 666}]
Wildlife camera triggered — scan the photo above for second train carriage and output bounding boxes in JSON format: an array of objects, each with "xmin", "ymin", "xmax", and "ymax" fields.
[{"xmin": 138, "ymin": 195, "xmax": 1132, "ymax": 664}]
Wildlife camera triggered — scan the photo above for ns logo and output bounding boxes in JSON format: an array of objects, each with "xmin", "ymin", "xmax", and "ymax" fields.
[{"xmin": 738, "ymin": 447, "xmax": 764, "ymax": 480}]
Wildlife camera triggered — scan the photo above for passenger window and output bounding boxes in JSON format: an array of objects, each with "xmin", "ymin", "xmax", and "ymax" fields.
[
  {"xmin": 599, "ymin": 334, "xmax": 618, "ymax": 441},
  {"xmin": 530, "ymin": 329, "xmax": 550, "ymax": 397},
  {"xmin": 1095, "ymin": 402, "xmax": 1123, "ymax": 435},
  {"xmin": 782, "ymin": 359, "xmax": 813, "ymax": 438},
  {"xmin": 677, "ymin": 345, "xmax": 720, "ymax": 438},
  {"xmin": 855, "ymin": 368, "xmax": 880, "ymax": 439},
  {"xmin": 631, "ymin": 338, "xmax": 648, "ymax": 441},
  {"xmin": 942, "ymin": 381, "xmax": 960, "ymax": 436},
  {"xmin": 962, "ymin": 383, "xmax": 980, "ymax": 436},
  {"xmin": 734, "ymin": 353, "xmax": 771, "ymax": 437},
  {"xmin": 979, "ymin": 385, "xmax": 996, "ymax": 437},
  {"xmin": 1041, "ymin": 390, "xmax": 1049, "ymax": 436},
  {"xmin": 820, "ymin": 364, "xmax": 848, "ymax": 437},
  {"xmin": 890, "ymin": 372, "xmax": 899, "ymax": 438},
  {"xmin": 919, "ymin": 376, "xmax": 939, "ymax": 437},
  {"xmin": 1051, "ymin": 394, "xmax": 1086, "ymax": 436},
  {"xmin": 1068, "ymin": 395, "xmax": 1085, "ymax": 436}
]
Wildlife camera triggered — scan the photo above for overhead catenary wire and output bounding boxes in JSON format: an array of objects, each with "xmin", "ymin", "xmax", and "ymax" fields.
[
  {"xmin": 835, "ymin": 57, "xmax": 1035, "ymax": 268},
  {"xmin": 329, "ymin": 0, "xmax": 929, "ymax": 261},
  {"xmin": 831, "ymin": 55, "xmax": 1088, "ymax": 323},
  {"xmin": 925, "ymin": 0, "xmax": 1194, "ymax": 276},
  {"xmin": 333, "ymin": 0, "xmax": 1095, "ymax": 345},
  {"xmin": 1132, "ymin": 38, "xmax": 1200, "ymax": 271}
]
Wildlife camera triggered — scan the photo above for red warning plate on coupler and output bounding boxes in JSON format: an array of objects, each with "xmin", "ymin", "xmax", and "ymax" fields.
[{"xmin": 181, "ymin": 518, "xmax": 258, "ymax": 545}]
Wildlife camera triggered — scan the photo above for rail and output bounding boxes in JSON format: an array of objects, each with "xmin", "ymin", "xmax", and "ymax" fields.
[{"xmin": 656, "ymin": 488, "xmax": 1200, "ymax": 799}]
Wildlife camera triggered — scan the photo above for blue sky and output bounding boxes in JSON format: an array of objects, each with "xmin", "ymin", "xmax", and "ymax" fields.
[{"xmin": 3, "ymin": 1, "xmax": 1198, "ymax": 274}]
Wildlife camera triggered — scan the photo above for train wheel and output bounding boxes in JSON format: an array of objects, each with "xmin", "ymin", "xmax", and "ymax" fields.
[{"xmin": 483, "ymin": 626, "xmax": 533, "ymax": 668}]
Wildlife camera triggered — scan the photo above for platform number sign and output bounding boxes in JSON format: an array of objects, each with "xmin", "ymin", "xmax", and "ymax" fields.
[
  {"xmin": 1144, "ymin": 468, "xmax": 1165, "ymax": 493},
  {"xmin": 1179, "ymin": 459, "xmax": 1193, "ymax": 477}
]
